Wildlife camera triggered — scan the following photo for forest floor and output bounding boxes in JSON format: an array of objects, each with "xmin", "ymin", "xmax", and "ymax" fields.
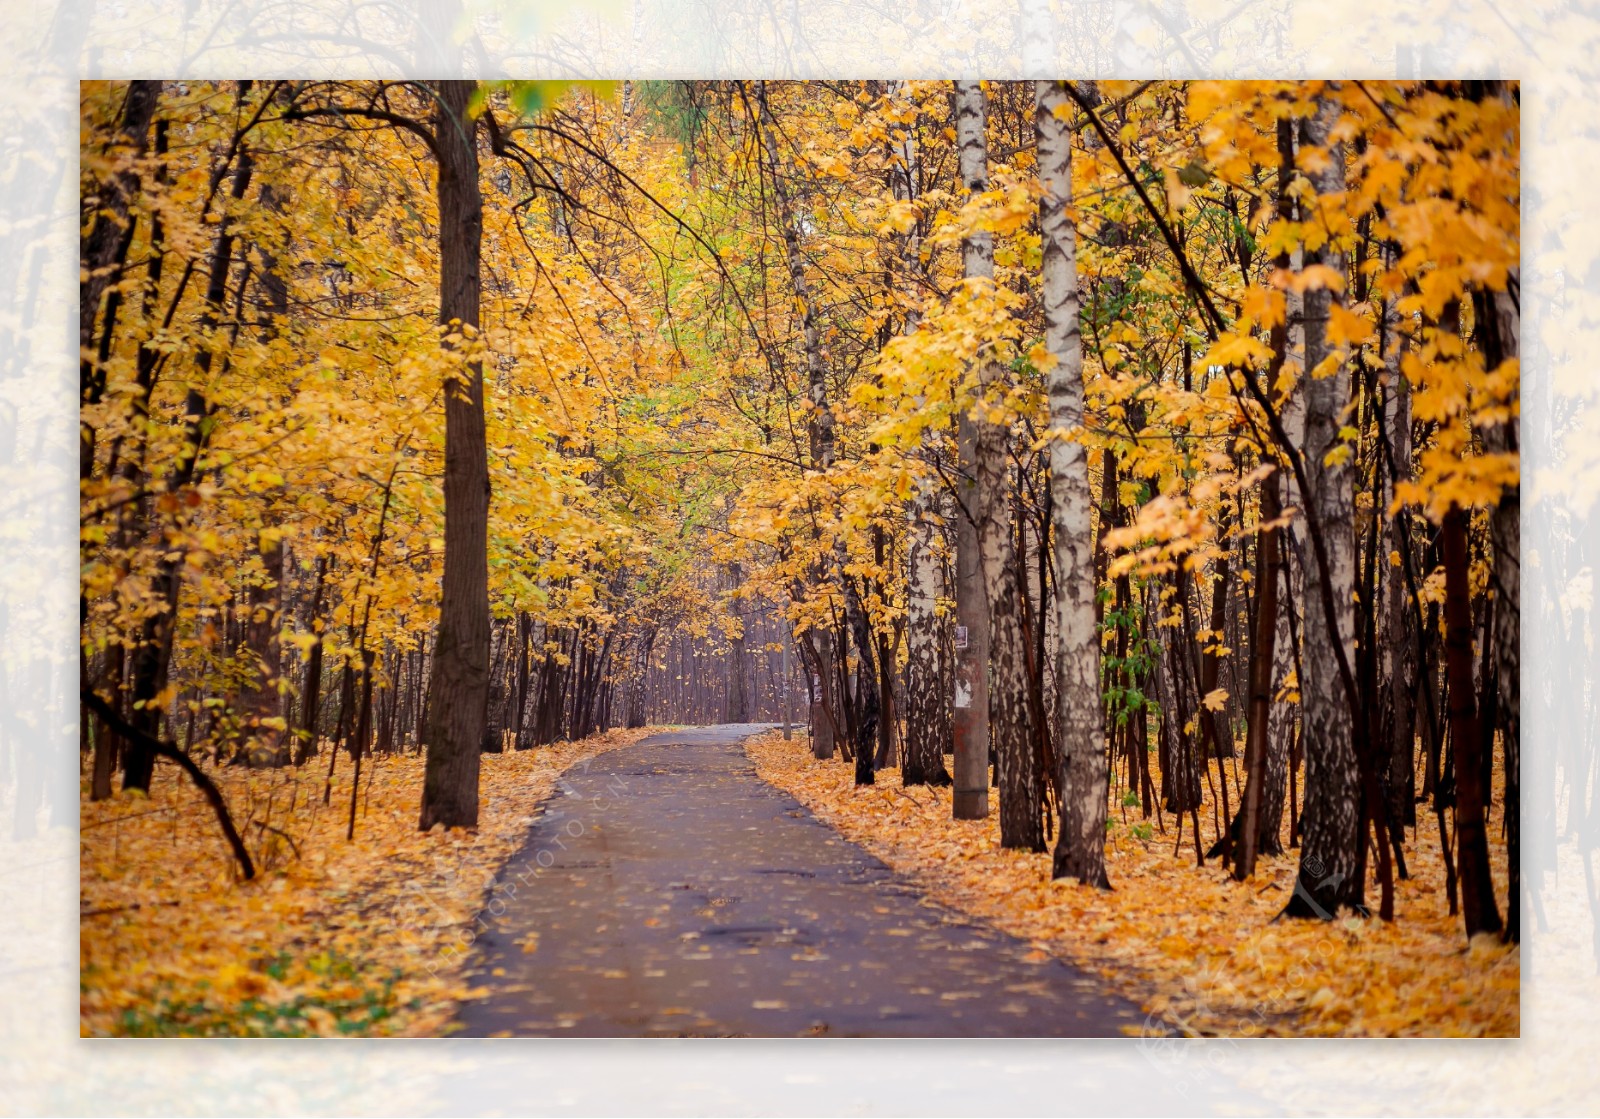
[
  {"xmin": 747, "ymin": 731, "xmax": 1520, "ymax": 1037},
  {"xmin": 78, "ymin": 721, "xmax": 1520, "ymax": 1038},
  {"xmin": 78, "ymin": 726, "xmax": 656, "ymax": 1036}
]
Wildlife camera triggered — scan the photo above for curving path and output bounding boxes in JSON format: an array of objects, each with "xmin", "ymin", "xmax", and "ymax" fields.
[{"xmin": 454, "ymin": 725, "xmax": 1154, "ymax": 1037}]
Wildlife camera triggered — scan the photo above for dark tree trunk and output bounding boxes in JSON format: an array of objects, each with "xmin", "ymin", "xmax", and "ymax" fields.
[
  {"xmin": 89, "ymin": 644, "xmax": 122, "ymax": 800},
  {"xmin": 725, "ymin": 565, "xmax": 750, "ymax": 723},
  {"xmin": 482, "ymin": 619, "xmax": 507, "ymax": 753},
  {"xmin": 123, "ymin": 104, "xmax": 256, "ymax": 792},
  {"xmin": 419, "ymin": 79, "xmax": 489, "ymax": 831},
  {"xmin": 81, "ymin": 80, "xmax": 160, "ymax": 480},
  {"xmin": 1236, "ymin": 472, "xmax": 1281, "ymax": 880},
  {"xmin": 294, "ymin": 556, "xmax": 327, "ymax": 764},
  {"xmin": 513, "ymin": 612, "xmax": 534, "ymax": 747},
  {"xmin": 845, "ymin": 578, "xmax": 880, "ymax": 787},
  {"xmin": 1443, "ymin": 505, "xmax": 1503, "ymax": 939},
  {"xmin": 240, "ymin": 532, "xmax": 286, "ymax": 765}
]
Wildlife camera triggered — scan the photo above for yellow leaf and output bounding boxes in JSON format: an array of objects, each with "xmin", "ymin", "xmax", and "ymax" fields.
[
  {"xmin": 1327, "ymin": 302, "xmax": 1374, "ymax": 347},
  {"xmin": 1294, "ymin": 264, "xmax": 1346, "ymax": 294}
]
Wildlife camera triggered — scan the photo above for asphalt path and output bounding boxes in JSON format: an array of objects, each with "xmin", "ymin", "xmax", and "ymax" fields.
[{"xmin": 455, "ymin": 724, "xmax": 1154, "ymax": 1037}]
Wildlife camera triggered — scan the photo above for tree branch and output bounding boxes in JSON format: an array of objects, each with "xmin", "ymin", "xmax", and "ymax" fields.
[{"xmin": 81, "ymin": 689, "xmax": 256, "ymax": 880}]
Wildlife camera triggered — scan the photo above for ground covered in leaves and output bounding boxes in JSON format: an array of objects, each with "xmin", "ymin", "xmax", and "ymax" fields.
[
  {"xmin": 746, "ymin": 732, "xmax": 1518, "ymax": 1037},
  {"xmin": 80, "ymin": 727, "xmax": 656, "ymax": 1036}
]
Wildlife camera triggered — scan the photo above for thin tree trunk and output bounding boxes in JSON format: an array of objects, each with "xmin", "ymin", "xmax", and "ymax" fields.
[
  {"xmin": 294, "ymin": 558, "xmax": 328, "ymax": 764},
  {"xmin": 514, "ymin": 612, "xmax": 534, "ymax": 747},
  {"xmin": 1236, "ymin": 473, "xmax": 1282, "ymax": 880},
  {"xmin": 123, "ymin": 98, "xmax": 256, "ymax": 792},
  {"xmin": 81, "ymin": 80, "xmax": 160, "ymax": 480},
  {"xmin": 754, "ymin": 81, "xmax": 846, "ymax": 764},
  {"xmin": 1385, "ymin": 325, "xmax": 1418, "ymax": 832},
  {"xmin": 1476, "ymin": 265, "xmax": 1520, "ymax": 941},
  {"xmin": 1443, "ymin": 504, "xmax": 1503, "ymax": 938},
  {"xmin": 724, "ymin": 565, "xmax": 750, "ymax": 722}
]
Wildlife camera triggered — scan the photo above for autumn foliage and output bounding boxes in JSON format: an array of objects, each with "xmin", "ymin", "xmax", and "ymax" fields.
[{"xmin": 80, "ymin": 78, "xmax": 1518, "ymax": 1035}]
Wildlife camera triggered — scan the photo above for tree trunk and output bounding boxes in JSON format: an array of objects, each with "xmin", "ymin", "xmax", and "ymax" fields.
[
  {"xmin": 952, "ymin": 402, "xmax": 990, "ymax": 815},
  {"xmin": 80, "ymin": 80, "xmax": 160, "ymax": 480},
  {"xmin": 1474, "ymin": 262, "xmax": 1519, "ymax": 941},
  {"xmin": 956, "ymin": 78, "xmax": 1040, "ymax": 850},
  {"xmin": 872, "ymin": 527, "xmax": 897, "ymax": 771},
  {"xmin": 1285, "ymin": 92, "xmax": 1362, "ymax": 918},
  {"xmin": 724, "ymin": 565, "xmax": 750, "ymax": 723},
  {"xmin": 1236, "ymin": 473, "xmax": 1282, "ymax": 880},
  {"xmin": 808, "ymin": 629, "xmax": 838, "ymax": 760},
  {"xmin": 1384, "ymin": 323, "xmax": 1418, "ymax": 831},
  {"xmin": 1037, "ymin": 81, "xmax": 1106, "ymax": 884},
  {"xmin": 123, "ymin": 101, "xmax": 255, "ymax": 792},
  {"xmin": 88, "ymin": 645, "xmax": 121, "ymax": 799},
  {"xmin": 1443, "ymin": 504, "xmax": 1503, "ymax": 938},
  {"xmin": 514, "ymin": 612, "xmax": 534, "ymax": 746},
  {"xmin": 903, "ymin": 456, "xmax": 952, "ymax": 784},
  {"xmin": 481, "ymin": 619, "xmax": 507, "ymax": 753},
  {"xmin": 839, "ymin": 573, "xmax": 880, "ymax": 785},
  {"xmin": 1256, "ymin": 115, "xmax": 1304, "ymax": 858},
  {"xmin": 419, "ymin": 80, "xmax": 489, "ymax": 831},
  {"xmin": 240, "ymin": 530, "xmax": 286, "ymax": 764}
]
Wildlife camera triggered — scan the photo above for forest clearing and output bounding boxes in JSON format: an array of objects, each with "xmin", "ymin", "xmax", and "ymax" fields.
[{"xmin": 79, "ymin": 77, "xmax": 1521, "ymax": 1037}]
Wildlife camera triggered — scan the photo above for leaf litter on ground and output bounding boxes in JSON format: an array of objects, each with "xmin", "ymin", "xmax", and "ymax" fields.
[
  {"xmin": 746, "ymin": 731, "xmax": 1518, "ymax": 1037},
  {"xmin": 80, "ymin": 727, "xmax": 654, "ymax": 1036}
]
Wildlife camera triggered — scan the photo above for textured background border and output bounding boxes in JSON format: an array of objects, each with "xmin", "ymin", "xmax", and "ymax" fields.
[{"xmin": 4, "ymin": 2, "xmax": 1581, "ymax": 1113}]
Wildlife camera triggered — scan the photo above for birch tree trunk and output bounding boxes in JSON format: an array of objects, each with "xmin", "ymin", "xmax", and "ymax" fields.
[
  {"xmin": 1256, "ymin": 115, "xmax": 1302, "ymax": 857},
  {"xmin": 905, "ymin": 474, "xmax": 952, "ymax": 783},
  {"xmin": 1036, "ymin": 81, "xmax": 1106, "ymax": 884},
  {"xmin": 1286, "ymin": 91, "xmax": 1362, "ymax": 917},
  {"xmin": 956, "ymin": 79, "xmax": 1041, "ymax": 850},
  {"xmin": 897, "ymin": 83, "xmax": 953, "ymax": 788}
]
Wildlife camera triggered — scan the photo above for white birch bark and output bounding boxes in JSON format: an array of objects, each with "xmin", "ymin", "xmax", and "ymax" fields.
[
  {"xmin": 1288, "ymin": 90, "xmax": 1362, "ymax": 916},
  {"xmin": 896, "ymin": 82, "xmax": 952, "ymax": 786},
  {"xmin": 1037, "ymin": 80, "xmax": 1107, "ymax": 886},
  {"xmin": 955, "ymin": 79, "xmax": 1041, "ymax": 849}
]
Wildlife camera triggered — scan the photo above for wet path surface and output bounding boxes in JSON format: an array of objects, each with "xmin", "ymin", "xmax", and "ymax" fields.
[{"xmin": 455, "ymin": 725, "xmax": 1152, "ymax": 1037}]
